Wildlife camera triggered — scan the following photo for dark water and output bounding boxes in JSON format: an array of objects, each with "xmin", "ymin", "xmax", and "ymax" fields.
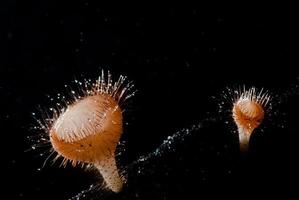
[{"xmin": 1, "ymin": 2, "xmax": 298, "ymax": 199}]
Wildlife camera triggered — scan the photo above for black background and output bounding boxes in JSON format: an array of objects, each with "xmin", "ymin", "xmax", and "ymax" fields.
[{"xmin": 1, "ymin": 1, "xmax": 299, "ymax": 200}]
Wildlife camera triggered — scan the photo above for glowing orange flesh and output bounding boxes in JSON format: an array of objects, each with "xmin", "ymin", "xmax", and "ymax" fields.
[
  {"xmin": 233, "ymin": 99, "xmax": 264, "ymax": 135},
  {"xmin": 50, "ymin": 94, "xmax": 123, "ymax": 192}
]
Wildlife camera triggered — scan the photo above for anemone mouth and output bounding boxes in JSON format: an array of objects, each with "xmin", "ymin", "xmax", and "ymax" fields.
[
  {"xmin": 233, "ymin": 104, "xmax": 264, "ymax": 135},
  {"xmin": 49, "ymin": 93, "xmax": 123, "ymax": 165},
  {"xmin": 235, "ymin": 98, "xmax": 264, "ymax": 120},
  {"xmin": 48, "ymin": 70, "xmax": 136, "ymax": 144},
  {"xmin": 51, "ymin": 94, "xmax": 122, "ymax": 143},
  {"xmin": 46, "ymin": 71, "xmax": 135, "ymax": 166},
  {"xmin": 233, "ymin": 100, "xmax": 265, "ymax": 135},
  {"xmin": 232, "ymin": 87, "xmax": 270, "ymax": 137},
  {"xmin": 50, "ymin": 122, "xmax": 122, "ymax": 165}
]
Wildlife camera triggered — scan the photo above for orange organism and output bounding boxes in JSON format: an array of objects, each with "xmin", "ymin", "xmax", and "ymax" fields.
[
  {"xmin": 232, "ymin": 87, "xmax": 270, "ymax": 152},
  {"xmin": 46, "ymin": 71, "xmax": 135, "ymax": 193}
]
